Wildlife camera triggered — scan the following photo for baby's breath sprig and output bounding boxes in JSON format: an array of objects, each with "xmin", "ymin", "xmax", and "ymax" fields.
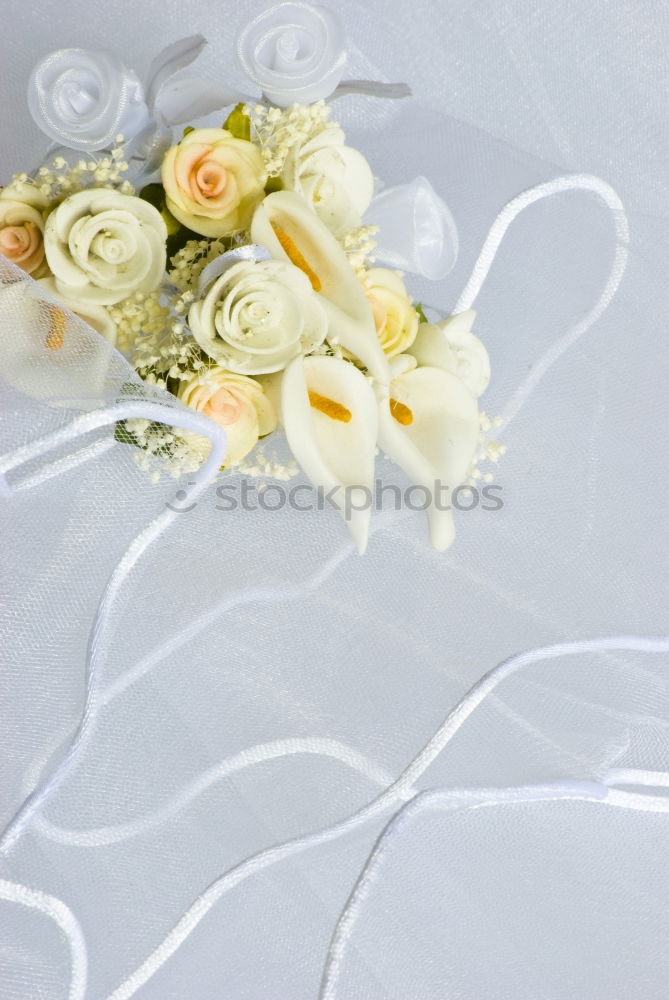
[
  {"xmin": 20, "ymin": 136, "xmax": 133, "ymax": 202},
  {"xmin": 249, "ymin": 100, "xmax": 332, "ymax": 176},
  {"xmin": 465, "ymin": 413, "xmax": 507, "ymax": 486},
  {"xmin": 109, "ymin": 289, "xmax": 170, "ymax": 356},
  {"xmin": 121, "ymin": 419, "xmax": 212, "ymax": 481},
  {"xmin": 340, "ymin": 224, "xmax": 379, "ymax": 275},
  {"xmin": 168, "ymin": 235, "xmax": 233, "ymax": 294}
]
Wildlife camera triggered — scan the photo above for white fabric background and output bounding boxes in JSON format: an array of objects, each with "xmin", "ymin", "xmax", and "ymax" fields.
[{"xmin": 1, "ymin": 3, "xmax": 669, "ymax": 999}]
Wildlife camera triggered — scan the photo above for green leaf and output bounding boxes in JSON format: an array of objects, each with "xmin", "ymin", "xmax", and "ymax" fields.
[
  {"xmin": 118, "ymin": 380, "xmax": 146, "ymax": 397},
  {"xmin": 223, "ymin": 103, "xmax": 251, "ymax": 142},
  {"xmin": 139, "ymin": 183, "xmax": 166, "ymax": 212},
  {"xmin": 114, "ymin": 420, "xmax": 144, "ymax": 449},
  {"xmin": 264, "ymin": 175, "xmax": 284, "ymax": 195},
  {"xmin": 415, "ymin": 302, "xmax": 429, "ymax": 325},
  {"xmin": 167, "ymin": 224, "xmax": 203, "ymax": 262},
  {"xmin": 140, "ymin": 183, "xmax": 181, "ymax": 237}
]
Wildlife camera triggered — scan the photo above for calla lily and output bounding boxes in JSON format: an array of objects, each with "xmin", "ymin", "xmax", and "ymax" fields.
[
  {"xmin": 280, "ymin": 354, "xmax": 378, "ymax": 553},
  {"xmin": 377, "ymin": 356, "xmax": 480, "ymax": 551},
  {"xmin": 251, "ymin": 191, "xmax": 389, "ymax": 383},
  {"xmin": 407, "ymin": 309, "xmax": 490, "ymax": 399},
  {"xmin": 38, "ymin": 277, "xmax": 118, "ymax": 345}
]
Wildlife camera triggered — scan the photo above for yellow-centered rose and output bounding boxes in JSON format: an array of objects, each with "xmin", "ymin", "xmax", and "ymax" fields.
[
  {"xmin": 162, "ymin": 128, "xmax": 266, "ymax": 238},
  {"xmin": 364, "ymin": 268, "xmax": 419, "ymax": 357}
]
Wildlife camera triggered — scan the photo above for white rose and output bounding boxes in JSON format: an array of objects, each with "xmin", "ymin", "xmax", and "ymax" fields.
[
  {"xmin": 237, "ymin": 2, "xmax": 346, "ymax": 107},
  {"xmin": 364, "ymin": 268, "xmax": 419, "ymax": 357},
  {"xmin": 44, "ymin": 189, "xmax": 167, "ymax": 307},
  {"xmin": 188, "ymin": 259, "xmax": 327, "ymax": 375},
  {"xmin": 280, "ymin": 125, "xmax": 374, "ymax": 233},
  {"xmin": 408, "ymin": 310, "xmax": 490, "ymax": 398},
  {"xmin": 27, "ymin": 48, "xmax": 149, "ymax": 152},
  {"xmin": 179, "ymin": 367, "xmax": 277, "ymax": 465}
]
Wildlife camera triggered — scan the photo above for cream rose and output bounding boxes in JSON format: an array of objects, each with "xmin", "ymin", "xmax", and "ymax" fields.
[
  {"xmin": 188, "ymin": 259, "xmax": 327, "ymax": 374},
  {"xmin": 364, "ymin": 268, "xmax": 418, "ymax": 357},
  {"xmin": 179, "ymin": 368, "xmax": 276, "ymax": 464},
  {"xmin": 0, "ymin": 181, "xmax": 49, "ymax": 276},
  {"xmin": 44, "ymin": 188, "xmax": 166, "ymax": 306},
  {"xmin": 408, "ymin": 310, "xmax": 490, "ymax": 398},
  {"xmin": 280, "ymin": 125, "xmax": 374, "ymax": 233},
  {"xmin": 162, "ymin": 128, "xmax": 266, "ymax": 238}
]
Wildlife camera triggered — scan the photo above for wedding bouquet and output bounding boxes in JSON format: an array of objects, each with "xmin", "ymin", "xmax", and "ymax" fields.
[{"xmin": 1, "ymin": 3, "xmax": 503, "ymax": 553}]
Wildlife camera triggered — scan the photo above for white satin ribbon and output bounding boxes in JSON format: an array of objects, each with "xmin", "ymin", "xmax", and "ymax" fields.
[{"xmin": 197, "ymin": 245, "xmax": 272, "ymax": 296}]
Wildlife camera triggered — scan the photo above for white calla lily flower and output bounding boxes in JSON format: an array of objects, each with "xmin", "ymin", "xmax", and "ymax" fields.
[
  {"xmin": 408, "ymin": 309, "xmax": 491, "ymax": 399},
  {"xmin": 280, "ymin": 355, "xmax": 378, "ymax": 554},
  {"xmin": 251, "ymin": 190, "xmax": 389, "ymax": 383},
  {"xmin": 377, "ymin": 359, "xmax": 480, "ymax": 551}
]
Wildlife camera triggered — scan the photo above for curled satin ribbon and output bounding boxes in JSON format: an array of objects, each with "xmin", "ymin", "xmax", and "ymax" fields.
[
  {"xmin": 197, "ymin": 245, "xmax": 272, "ymax": 296},
  {"xmin": 27, "ymin": 12, "xmax": 410, "ymax": 155},
  {"xmin": 364, "ymin": 176, "xmax": 459, "ymax": 280},
  {"xmin": 237, "ymin": 2, "xmax": 410, "ymax": 107},
  {"xmin": 28, "ymin": 48, "xmax": 150, "ymax": 153},
  {"xmin": 27, "ymin": 36, "xmax": 247, "ymax": 154}
]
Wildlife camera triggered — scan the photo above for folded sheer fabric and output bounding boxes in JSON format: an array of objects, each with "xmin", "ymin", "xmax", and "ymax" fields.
[{"xmin": 1, "ymin": 68, "xmax": 669, "ymax": 1000}]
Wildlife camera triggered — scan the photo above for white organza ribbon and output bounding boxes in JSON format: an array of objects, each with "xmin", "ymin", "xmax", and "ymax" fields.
[
  {"xmin": 28, "ymin": 8, "xmax": 410, "ymax": 153},
  {"xmin": 27, "ymin": 48, "xmax": 150, "ymax": 153},
  {"xmin": 364, "ymin": 176, "xmax": 459, "ymax": 280},
  {"xmin": 237, "ymin": 1, "xmax": 410, "ymax": 107},
  {"xmin": 27, "ymin": 36, "xmax": 246, "ymax": 153}
]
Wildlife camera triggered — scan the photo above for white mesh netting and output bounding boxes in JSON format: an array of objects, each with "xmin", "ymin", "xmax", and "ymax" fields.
[{"xmin": 1, "ymin": 2, "xmax": 669, "ymax": 998}]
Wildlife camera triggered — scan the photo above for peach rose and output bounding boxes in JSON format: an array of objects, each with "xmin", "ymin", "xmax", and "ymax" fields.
[
  {"xmin": 179, "ymin": 367, "xmax": 277, "ymax": 465},
  {"xmin": 0, "ymin": 181, "xmax": 49, "ymax": 276},
  {"xmin": 162, "ymin": 128, "xmax": 266, "ymax": 238}
]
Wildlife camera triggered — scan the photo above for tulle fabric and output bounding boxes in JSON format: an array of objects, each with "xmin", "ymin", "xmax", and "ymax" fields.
[{"xmin": 2, "ymin": 10, "xmax": 669, "ymax": 1000}]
